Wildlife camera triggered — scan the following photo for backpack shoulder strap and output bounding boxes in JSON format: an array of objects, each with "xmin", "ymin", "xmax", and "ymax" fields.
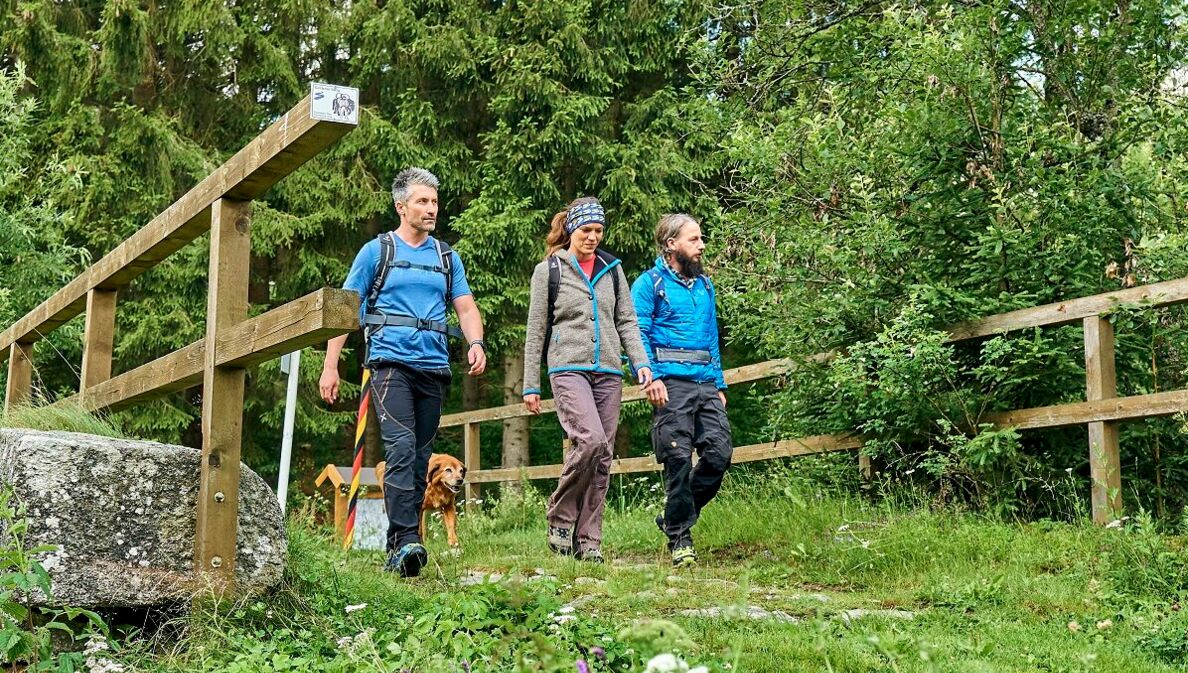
[
  {"xmin": 435, "ymin": 238, "xmax": 454, "ymax": 303},
  {"xmin": 547, "ymin": 255, "xmax": 561, "ymax": 326},
  {"xmin": 543, "ymin": 255, "xmax": 562, "ymax": 360},
  {"xmin": 365, "ymin": 233, "xmax": 397, "ymax": 342},
  {"xmin": 648, "ymin": 268, "xmax": 666, "ymax": 301},
  {"xmin": 367, "ymin": 233, "xmax": 397, "ymax": 315}
]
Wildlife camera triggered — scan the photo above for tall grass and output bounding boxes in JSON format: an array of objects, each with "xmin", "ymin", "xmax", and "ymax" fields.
[{"xmin": 0, "ymin": 401, "xmax": 126, "ymax": 438}]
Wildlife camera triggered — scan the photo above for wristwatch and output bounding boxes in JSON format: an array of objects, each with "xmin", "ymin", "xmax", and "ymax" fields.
[{"xmin": 469, "ymin": 339, "xmax": 487, "ymax": 351}]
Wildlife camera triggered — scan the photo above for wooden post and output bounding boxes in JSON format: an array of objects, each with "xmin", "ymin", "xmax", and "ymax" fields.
[
  {"xmin": 4, "ymin": 341, "xmax": 33, "ymax": 412},
  {"xmin": 464, "ymin": 421, "xmax": 482, "ymax": 504},
  {"xmin": 194, "ymin": 199, "xmax": 251, "ymax": 593},
  {"xmin": 81, "ymin": 289, "xmax": 117, "ymax": 397},
  {"xmin": 1084, "ymin": 315, "xmax": 1121, "ymax": 524},
  {"xmin": 333, "ymin": 485, "xmax": 349, "ymax": 542}
]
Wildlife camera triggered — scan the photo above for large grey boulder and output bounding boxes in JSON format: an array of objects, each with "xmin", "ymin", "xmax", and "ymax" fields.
[{"xmin": 0, "ymin": 429, "xmax": 286, "ymax": 607}]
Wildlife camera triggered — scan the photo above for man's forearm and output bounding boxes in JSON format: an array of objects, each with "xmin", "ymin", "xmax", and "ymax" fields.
[{"xmin": 459, "ymin": 307, "xmax": 484, "ymax": 344}]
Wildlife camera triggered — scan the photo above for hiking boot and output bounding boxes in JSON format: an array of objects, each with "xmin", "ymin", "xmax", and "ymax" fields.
[
  {"xmin": 655, "ymin": 514, "xmax": 665, "ymax": 535},
  {"xmin": 385, "ymin": 542, "xmax": 429, "ymax": 577},
  {"xmin": 575, "ymin": 547, "xmax": 604, "ymax": 564},
  {"xmin": 672, "ymin": 546, "xmax": 697, "ymax": 568},
  {"xmin": 547, "ymin": 525, "xmax": 574, "ymax": 556}
]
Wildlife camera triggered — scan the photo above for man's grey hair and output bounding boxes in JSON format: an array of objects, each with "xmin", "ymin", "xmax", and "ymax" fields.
[
  {"xmin": 656, "ymin": 213, "xmax": 699, "ymax": 255},
  {"xmin": 391, "ymin": 167, "xmax": 440, "ymax": 205}
]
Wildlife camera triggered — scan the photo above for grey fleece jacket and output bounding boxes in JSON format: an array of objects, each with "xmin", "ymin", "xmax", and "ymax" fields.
[{"xmin": 522, "ymin": 248, "xmax": 650, "ymax": 394}]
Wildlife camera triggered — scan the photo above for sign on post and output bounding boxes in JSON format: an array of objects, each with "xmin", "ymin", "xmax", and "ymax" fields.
[{"xmin": 311, "ymin": 83, "xmax": 359, "ymax": 125}]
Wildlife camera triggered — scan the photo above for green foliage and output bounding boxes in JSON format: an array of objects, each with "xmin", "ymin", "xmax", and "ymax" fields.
[
  {"xmin": 0, "ymin": 488, "xmax": 108, "ymax": 671},
  {"xmin": 705, "ymin": 0, "xmax": 1188, "ymax": 518}
]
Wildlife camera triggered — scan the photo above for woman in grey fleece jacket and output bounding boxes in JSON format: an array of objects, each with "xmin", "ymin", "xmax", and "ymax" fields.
[{"xmin": 523, "ymin": 197, "xmax": 652, "ymax": 561}]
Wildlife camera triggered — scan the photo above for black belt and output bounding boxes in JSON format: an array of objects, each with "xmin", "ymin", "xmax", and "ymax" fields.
[
  {"xmin": 364, "ymin": 313, "xmax": 463, "ymax": 339},
  {"xmin": 654, "ymin": 347, "xmax": 712, "ymax": 363}
]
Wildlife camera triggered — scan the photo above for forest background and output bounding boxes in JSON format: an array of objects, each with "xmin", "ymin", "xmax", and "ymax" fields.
[{"xmin": 3, "ymin": 0, "xmax": 1188, "ymax": 522}]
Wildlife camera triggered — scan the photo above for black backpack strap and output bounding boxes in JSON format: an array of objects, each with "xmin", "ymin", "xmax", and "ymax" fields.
[
  {"xmin": 364, "ymin": 233, "xmax": 398, "ymax": 343},
  {"xmin": 543, "ymin": 256, "xmax": 562, "ymax": 361},
  {"xmin": 435, "ymin": 238, "xmax": 454, "ymax": 303}
]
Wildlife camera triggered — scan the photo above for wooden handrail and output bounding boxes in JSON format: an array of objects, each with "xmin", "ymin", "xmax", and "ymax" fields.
[{"xmin": 0, "ymin": 95, "xmax": 354, "ymax": 364}]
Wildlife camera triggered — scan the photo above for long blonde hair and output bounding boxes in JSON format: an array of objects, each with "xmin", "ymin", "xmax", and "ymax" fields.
[{"xmin": 545, "ymin": 196, "xmax": 601, "ymax": 259}]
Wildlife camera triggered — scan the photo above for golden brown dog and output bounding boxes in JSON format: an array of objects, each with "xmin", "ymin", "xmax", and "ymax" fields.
[{"xmin": 375, "ymin": 453, "xmax": 466, "ymax": 547}]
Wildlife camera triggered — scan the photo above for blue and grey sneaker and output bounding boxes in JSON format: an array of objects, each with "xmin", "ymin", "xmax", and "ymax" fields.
[{"xmin": 385, "ymin": 543, "xmax": 429, "ymax": 577}]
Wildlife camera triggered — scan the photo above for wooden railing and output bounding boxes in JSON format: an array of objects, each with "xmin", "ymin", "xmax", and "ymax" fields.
[
  {"xmin": 0, "ymin": 91, "xmax": 360, "ymax": 592},
  {"xmin": 447, "ymin": 277, "xmax": 1188, "ymax": 525}
]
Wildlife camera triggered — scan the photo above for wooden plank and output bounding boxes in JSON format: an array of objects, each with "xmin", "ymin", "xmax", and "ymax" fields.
[
  {"xmin": 80, "ymin": 289, "xmax": 117, "ymax": 396},
  {"xmin": 467, "ymin": 433, "xmax": 862, "ymax": 483},
  {"xmin": 333, "ymin": 489, "xmax": 348, "ymax": 544},
  {"xmin": 0, "ymin": 94, "xmax": 356, "ymax": 363},
  {"xmin": 59, "ymin": 289, "xmax": 358, "ymax": 412},
  {"xmin": 440, "ymin": 357, "xmax": 805, "ymax": 429},
  {"xmin": 1084, "ymin": 316, "xmax": 1122, "ymax": 524},
  {"xmin": 984, "ymin": 389, "xmax": 1188, "ymax": 430},
  {"xmin": 463, "ymin": 422, "xmax": 481, "ymax": 503},
  {"xmin": 4, "ymin": 342, "xmax": 33, "ymax": 413},
  {"xmin": 948, "ymin": 277, "xmax": 1188, "ymax": 342},
  {"xmin": 195, "ymin": 199, "xmax": 252, "ymax": 593}
]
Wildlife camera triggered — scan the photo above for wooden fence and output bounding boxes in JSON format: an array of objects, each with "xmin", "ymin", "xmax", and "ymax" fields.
[
  {"xmin": 0, "ymin": 90, "xmax": 360, "ymax": 592},
  {"xmin": 445, "ymin": 277, "xmax": 1188, "ymax": 525}
]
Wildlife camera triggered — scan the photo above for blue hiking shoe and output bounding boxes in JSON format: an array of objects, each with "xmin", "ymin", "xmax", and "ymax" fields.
[{"xmin": 385, "ymin": 543, "xmax": 429, "ymax": 578}]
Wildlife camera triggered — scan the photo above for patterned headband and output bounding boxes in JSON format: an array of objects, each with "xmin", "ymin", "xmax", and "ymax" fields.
[{"xmin": 564, "ymin": 202, "xmax": 606, "ymax": 235}]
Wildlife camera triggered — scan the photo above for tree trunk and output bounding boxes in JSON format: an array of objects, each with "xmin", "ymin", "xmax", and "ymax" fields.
[
  {"xmin": 614, "ymin": 422, "xmax": 632, "ymax": 459},
  {"xmin": 462, "ymin": 370, "xmax": 481, "ymax": 411},
  {"xmin": 501, "ymin": 348, "xmax": 530, "ymax": 496}
]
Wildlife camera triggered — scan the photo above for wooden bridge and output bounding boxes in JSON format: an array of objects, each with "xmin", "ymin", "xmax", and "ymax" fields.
[
  {"xmin": 5, "ymin": 85, "xmax": 1188, "ymax": 591},
  {"xmin": 1, "ymin": 90, "xmax": 360, "ymax": 592}
]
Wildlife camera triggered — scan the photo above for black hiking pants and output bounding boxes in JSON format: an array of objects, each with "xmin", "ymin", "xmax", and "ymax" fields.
[
  {"xmin": 652, "ymin": 379, "xmax": 733, "ymax": 551},
  {"xmin": 370, "ymin": 362, "xmax": 451, "ymax": 553}
]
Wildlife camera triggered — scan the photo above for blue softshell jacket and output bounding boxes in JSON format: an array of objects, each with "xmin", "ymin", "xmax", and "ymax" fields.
[{"xmin": 630, "ymin": 257, "xmax": 726, "ymax": 390}]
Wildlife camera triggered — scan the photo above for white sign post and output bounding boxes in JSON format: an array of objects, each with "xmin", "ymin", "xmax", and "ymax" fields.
[{"xmin": 277, "ymin": 350, "xmax": 301, "ymax": 514}]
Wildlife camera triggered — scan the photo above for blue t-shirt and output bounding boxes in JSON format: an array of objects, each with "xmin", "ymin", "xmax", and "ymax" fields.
[{"xmin": 343, "ymin": 233, "xmax": 472, "ymax": 370}]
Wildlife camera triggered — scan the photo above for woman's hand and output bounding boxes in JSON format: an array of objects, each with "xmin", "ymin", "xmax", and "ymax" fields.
[
  {"xmin": 637, "ymin": 367, "xmax": 653, "ymax": 388},
  {"xmin": 524, "ymin": 394, "xmax": 542, "ymax": 415}
]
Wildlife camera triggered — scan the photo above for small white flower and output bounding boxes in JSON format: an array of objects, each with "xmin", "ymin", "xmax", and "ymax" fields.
[
  {"xmin": 84, "ymin": 634, "xmax": 110, "ymax": 654},
  {"xmin": 336, "ymin": 635, "xmax": 354, "ymax": 647},
  {"xmin": 645, "ymin": 653, "xmax": 685, "ymax": 673},
  {"xmin": 689, "ymin": 667, "xmax": 709, "ymax": 673},
  {"xmin": 345, "ymin": 603, "xmax": 368, "ymax": 614},
  {"xmin": 558, "ymin": 606, "xmax": 575, "ymax": 614},
  {"xmin": 1105, "ymin": 519, "xmax": 1123, "ymax": 529}
]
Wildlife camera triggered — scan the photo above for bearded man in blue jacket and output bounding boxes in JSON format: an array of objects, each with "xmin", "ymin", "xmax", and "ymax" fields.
[{"xmin": 631, "ymin": 214, "xmax": 733, "ymax": 568}]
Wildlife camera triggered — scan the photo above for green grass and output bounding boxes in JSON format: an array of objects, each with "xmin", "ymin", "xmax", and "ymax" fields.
[
  {"xmin": 113, "ymin": 464, "xmax": 1188, "ymax": 672},
  {"xmin": 0, "ymin": 401, "xmax": 126, "ymax": 438}
]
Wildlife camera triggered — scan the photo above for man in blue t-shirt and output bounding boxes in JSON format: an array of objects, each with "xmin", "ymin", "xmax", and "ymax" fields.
[{"xmin": 319, "ymin": 167, "xmax": 487, "ymax": 577}]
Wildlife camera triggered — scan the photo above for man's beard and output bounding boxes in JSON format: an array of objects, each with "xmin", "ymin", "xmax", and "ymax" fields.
[{"xmin": 674, "ymin": 250, "xmax": 704, "ymax": 278}]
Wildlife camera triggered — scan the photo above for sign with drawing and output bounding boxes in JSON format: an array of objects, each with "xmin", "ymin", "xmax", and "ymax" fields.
[{"xmin": 310, "ymin": 83, "xmax": 359, "ymax": 125}]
